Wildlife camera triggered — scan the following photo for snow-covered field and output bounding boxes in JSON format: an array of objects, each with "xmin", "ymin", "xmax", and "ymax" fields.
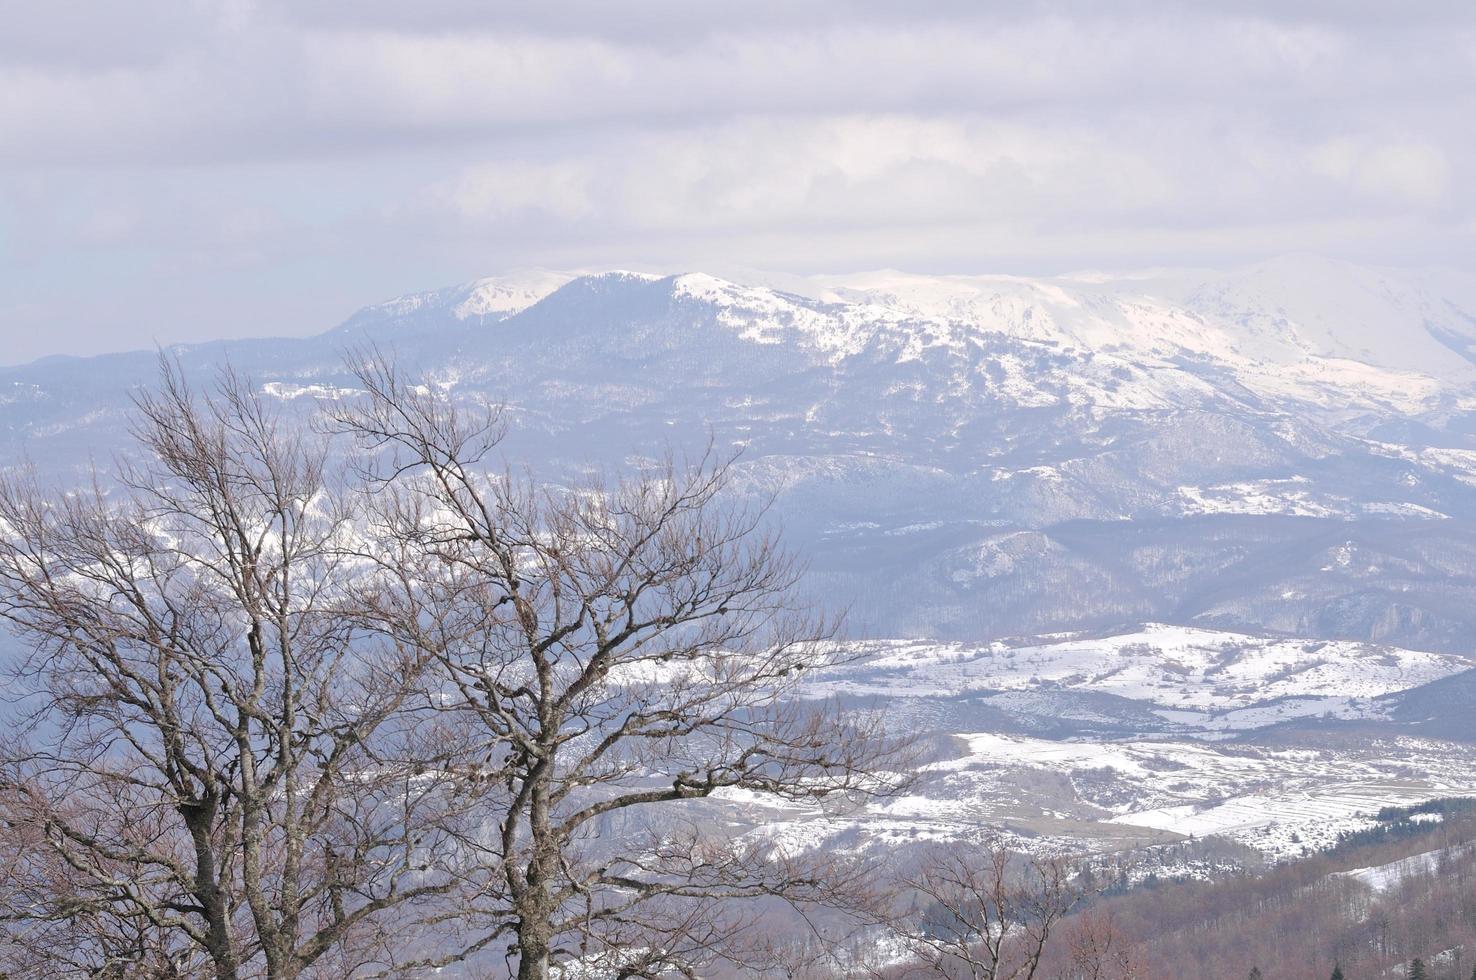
[
  {"xmin": 734, "ymin": 729, "xmax": 1476, "ymax": 864},
  {"xmin": 738, "ymin": 626, "xmax": 1476, "ymax": 863},
  {"xmin": 803, "ymin": 624, "xmax": 1471, "ymax": 731}
]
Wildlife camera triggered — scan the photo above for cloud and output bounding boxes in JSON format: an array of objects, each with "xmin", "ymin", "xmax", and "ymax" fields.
[
  {"xmin": 1, "ymin": 9, "xmax": 1469, "ymax": 165},
  {"xmin": 1353, "ymin": 144, "xmax": 1453, "ymax": 208},
  {"xmin": 0, "ymin": 3, "xmax": 1473, "ymax": 362},
  {"xmin": 432, "ymin": 116, "xmax": 1171, "ymax": 232}
]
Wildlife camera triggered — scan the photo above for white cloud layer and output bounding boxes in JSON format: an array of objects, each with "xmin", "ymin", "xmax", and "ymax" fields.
[{"xmin": 0, "ymin": 1, "xmax": 1473, "ymax": 362}]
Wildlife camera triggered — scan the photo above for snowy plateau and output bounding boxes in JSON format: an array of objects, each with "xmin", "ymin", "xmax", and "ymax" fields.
[{"xmin": 5, "ymin": 253, "xmax": 1476, "ymax": 869}]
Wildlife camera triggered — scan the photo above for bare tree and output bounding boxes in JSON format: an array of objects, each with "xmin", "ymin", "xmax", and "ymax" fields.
[
  {"xmin": 335, "ymin": 356, "xmax": 909, "ymax": 980},
  {"xmin": 1058, "ymin": 912, "xmax": 1141, "ymax": 980},
  {"xmin": 898, "ymin": 845, "xmax": 1085, "ymax": 980},
  {"xmin": 0, "ymin": 362, "xmax": 472, "ymax": 979}
]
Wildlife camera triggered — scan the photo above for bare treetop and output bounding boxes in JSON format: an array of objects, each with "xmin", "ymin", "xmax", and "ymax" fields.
[
  {"xmin": 336, "ymin": 354, "xmax": 912, "ymax": 979},
  {"xmin": 0, "ymin": 359, "xmax": 473, "ymax": 980}
]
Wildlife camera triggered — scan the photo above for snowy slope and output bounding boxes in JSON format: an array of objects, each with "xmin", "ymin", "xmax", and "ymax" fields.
[
  {"xmin": 1334, "ymin": 844, "xmax": 1470, "ymax": 893},
  {"xmin": 818, "ymin": 256, "xmax": 1476, "ymax": 392}
]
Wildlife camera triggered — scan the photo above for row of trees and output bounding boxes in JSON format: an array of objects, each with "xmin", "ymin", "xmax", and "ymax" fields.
[
  {"xmin": 0, "ymin": 358, "xmax": 907, "ymax": 979},
  {"xmin": 1254, "ymin": 961, "xmax": 1475, "ymax": 980}
]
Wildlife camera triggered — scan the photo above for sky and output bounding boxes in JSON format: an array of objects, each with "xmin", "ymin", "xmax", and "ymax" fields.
[{"xmin": 1, "ymin": 1, "xmax": 1474, "ymax": 364}]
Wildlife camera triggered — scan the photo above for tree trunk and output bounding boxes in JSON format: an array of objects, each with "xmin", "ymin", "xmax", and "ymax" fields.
[
  {"xmin": 182, "ymin": 799, "xmax": 242, "ymax": 980},
  {"xmin": 516, "ymin": 921, "xmax": 551, "ymax": 980},
  {"xmin": 517, "ymin": 767, "xmax": 556, "ymax": 980}
]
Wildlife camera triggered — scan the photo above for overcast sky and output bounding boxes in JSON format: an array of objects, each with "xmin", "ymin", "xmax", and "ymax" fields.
[{"xmin": 1, "ymin": 1, "xmax": 1474, "ymax": 363}]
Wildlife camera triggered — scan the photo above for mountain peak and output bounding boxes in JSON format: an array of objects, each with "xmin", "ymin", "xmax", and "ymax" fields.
[
  {"xmin": 338, "ymin": 269, "xmax": 578, "ymax": 332},
  {"xmin": 451, "ymin": 269, "xmax": 576, "ymax": 319}
]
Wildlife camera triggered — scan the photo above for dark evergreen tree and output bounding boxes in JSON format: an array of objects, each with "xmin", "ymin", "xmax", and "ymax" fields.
[
  {"xmin": 1331, "ymin": 965, "xmax": 1345, "ymax": 980},
  {"xmin": 1409, "ymin": 958, "xmax": 1428, "ymax": 980},
  {"xmin": 1248, "ymin": 970, "xmax": 1264, "ymax": 980}
]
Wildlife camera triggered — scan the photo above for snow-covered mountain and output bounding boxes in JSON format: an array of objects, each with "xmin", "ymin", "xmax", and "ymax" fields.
[
  {"xmin": 334, "ymin": 268, "xmax": 576, "ymax": 330},
  {"xmin": 4, "ymin": 255, "xmax": 1476, "ymax": 653}
]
